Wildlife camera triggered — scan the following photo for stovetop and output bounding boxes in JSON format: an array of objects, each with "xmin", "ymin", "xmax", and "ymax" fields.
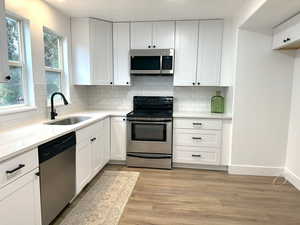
[
  {"xmin": 127, "ymin": 110, "xmax": 173, "ymax": 118},
  {"xmin": 127, "ymin": 96, "xmax": 174, "ymax": 119}
]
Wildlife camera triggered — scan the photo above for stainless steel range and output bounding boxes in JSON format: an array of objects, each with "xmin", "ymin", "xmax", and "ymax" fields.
[{"xmin": 127, "ymin": 96, "xmax": 173, "ymax": 169}]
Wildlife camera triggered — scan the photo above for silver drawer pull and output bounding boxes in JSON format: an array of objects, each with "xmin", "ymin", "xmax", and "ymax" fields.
[
  {"xmin": 192, "ymin": 137, "xmax": 202, "ymax": 140},
  {"xmin": 192, "ymin": 154, "xmax": 202, "ymax": 158},
  {"xmin": 193, "ymin": 122, "xmax": 202, "ymax": 126}
]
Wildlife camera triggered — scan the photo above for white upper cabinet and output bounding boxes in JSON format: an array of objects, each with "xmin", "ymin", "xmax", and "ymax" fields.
[
  {"xmin": 131, "ymin": 22, "xmax": 153, "ymax": 49},
  {"xmin": 90, "ymin": 19, "xmax": 113, "ymax": 85},
  {"xmin": 71, "ymin": 18, "xmax": 113, "ymax": 85},
  {"xmin": 174, "ymin": 21, "xmax": 199, "ymax": 86},
  {"xmin": 0, "ymin": 0, "xmax": 9, "ymax": 83},
  {"xmin": 197, "ymin": 20, "xmax": 223, "ymax": 86},
  {"xmin": 174, "ymin": 20, "xmax": 223, "ymax": 86},
  {"xmin": 113, "ymin": 23, "xmax": 131, "ymax": 86},
  {"xmin": 131, "ymin": 21, "xmax": 175, "ymax": 49},
  {"xmin": 152, "ymin": 21, "xmax": 175, "ymax": 49},
  {"xmin": 273, "ymin": 13, "xmax": 300, "ymax": 50}
]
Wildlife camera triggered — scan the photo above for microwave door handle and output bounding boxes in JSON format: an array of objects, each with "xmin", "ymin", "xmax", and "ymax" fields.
[{"xmin": 160, "ymin": 55, "xmax": 163, "ymax": 74}]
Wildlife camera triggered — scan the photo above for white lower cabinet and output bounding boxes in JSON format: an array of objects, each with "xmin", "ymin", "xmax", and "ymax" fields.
[
  {"xmin": 76, "ymin": 140, "xmax": 92, "ymax": 194},
  {"xmin": 173, "ymin": 118, "xmax": 223, "ymax": 166},
  {"xmin": 76, "ymin": 118, "xmax": 111, "ymax": 194},
  {"xmin": 103, "ymin": 117, "xmax": 111, "ymax": 164},
  {"xmin": 0, "ymin": 161, "xmax": 41, "ymax": 225},
  {"xmin": 110, "ymin": 117, "xmax": 127, "ymax": 161}
]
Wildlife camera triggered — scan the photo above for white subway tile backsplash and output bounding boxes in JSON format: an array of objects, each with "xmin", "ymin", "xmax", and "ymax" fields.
[{"xmin": 87, "ymin": 76, "xmax": 224, "ymax": 112}]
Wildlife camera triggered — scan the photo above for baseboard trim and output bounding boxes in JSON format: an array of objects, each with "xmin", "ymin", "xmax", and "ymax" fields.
[
  {"xmin": 109, "ymin": 160, "xmax": 126, "ymax": 165},
  {"xmin": 173, "ymin": 163, "xmax": 228, "ymax": 171},
  {"xmin": 228, "ymin": 164, "xmax": 283, "ymax": 176},
  {"xmin": 284, "ymin": 168, "xmax": 300, "ymax": 190}
]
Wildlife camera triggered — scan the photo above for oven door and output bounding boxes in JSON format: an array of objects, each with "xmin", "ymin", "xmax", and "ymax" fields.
[{"xmin": 127, "ymin": 119, "xmax": 172, "ymax": 154}]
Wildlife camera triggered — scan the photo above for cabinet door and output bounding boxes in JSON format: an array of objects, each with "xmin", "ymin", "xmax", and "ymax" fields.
[
  {"xmin": 0, "ymin": 169, "xmax": 42, "ymax": 225},
  {"xmin": 131, "ymin": 22, "xmax": 153, "ymax": 49},
  {"xmin": 273, "ymin": 28, "xmax": 289, "ymax": 49},
  {"xmin": 113, "ymin": 23, "xmax": 130, "ymax": 86},
  {"xmin": 110, "ymin": 117, "xmax": 127, "ymax": 161},
  {"xmin": 76, "ymin": 140, "xmax": 92, "ymax": 194},
  {"xmin": 91, "ymin": 121, "xmax": 104, "ymax": 176},
  {"xmin": 174, "ymin": 21, "xmax": 199, "ymax": 86},
  {"xmin": 152, "ymin": 21, "xmax": 175, "ymax": 49},
  {"xmin": 197, "ymin": 20, "xmax": 223, "ymax": 86},
  {"xmin": 103, "ymin": 117, "xmax": 111, "ymax": 165},
  {"xmin": 71, "ymin": 18, "xmax": 92, "ymax": 85},
  {"xmin": 90, "ymin": 19, "xmax": 113, "ymax": 85},
  {"xmin": 0, "ymin": 0, "xmax": 9, "ymax": 83}
]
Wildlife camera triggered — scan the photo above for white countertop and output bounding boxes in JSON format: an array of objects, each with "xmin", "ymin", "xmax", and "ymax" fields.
[
  {"xmin": 0, "ymin": 109, "xmax": 232, "ymax": 163},
  {"xmin": 0, "ymin": 110, "xmax": 129, "ymax": 163},
  {"xmin": 173, "ymin": 111, "xmax": 232, "ymax": 119}
]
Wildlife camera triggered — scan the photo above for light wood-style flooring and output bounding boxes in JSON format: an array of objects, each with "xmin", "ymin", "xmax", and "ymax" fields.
[{"xmin": 106, "ymin": 165, "xmax": 300, "ymax": 225}]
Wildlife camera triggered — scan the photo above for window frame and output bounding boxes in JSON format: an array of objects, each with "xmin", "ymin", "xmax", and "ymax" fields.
[
  {"xmin": 1, "ymin": 15, "xmax": 28, "ymax": 109},
  {"xmin": 43, "ymin": 27, "xmax": 65, "ymax": 103}
]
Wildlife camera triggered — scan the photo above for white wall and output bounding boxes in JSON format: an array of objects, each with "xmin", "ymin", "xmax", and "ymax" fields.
[
  {"xmin": 230, "ymin": 29, "xmax": 294, "ymax": 176},
  {"xmin": 0, "ymin": 0, "xmax": 88, "ymax": 132},
  {"xmin": 285, "ymin": 50, "xmax": 300, "ymax": 189}
]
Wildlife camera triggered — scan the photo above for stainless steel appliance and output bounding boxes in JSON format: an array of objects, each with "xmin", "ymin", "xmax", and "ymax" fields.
[
  {"xmin": 38, "ymin": 132, "xmax": 76, "ymax": 225},
  {"xmin": 127, "ymin": 96, "xmax": 173, "ymax": 169},
  {"xmin": 130, "ymin": 49, "xmax": 174, "ymax": 75}
]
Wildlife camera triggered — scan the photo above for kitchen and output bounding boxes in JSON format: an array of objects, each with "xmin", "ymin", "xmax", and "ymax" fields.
[{"xmin": 0, "ymin": 0, "xmax": 300, "ymax": 225}]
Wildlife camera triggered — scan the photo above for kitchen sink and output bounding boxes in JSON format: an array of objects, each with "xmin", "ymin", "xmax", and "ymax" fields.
[{"xmin": 45, "ymin": 116, "xmax": 91, "ymax": 125}]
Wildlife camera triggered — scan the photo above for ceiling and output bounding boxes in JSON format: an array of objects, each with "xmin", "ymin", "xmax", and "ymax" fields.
[
  {"xmin": 241, "ymin": 0, "xmax": 300, "ymax": 32},
  {"xmin": 44, "ymin": 0, "xmax": 247, "ymax": 21}
]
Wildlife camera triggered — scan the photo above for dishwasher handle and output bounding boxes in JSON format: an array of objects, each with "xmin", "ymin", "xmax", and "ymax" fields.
[{"xmin": 38, "ymin": 132, "xmax": 76, "ymax": 164}]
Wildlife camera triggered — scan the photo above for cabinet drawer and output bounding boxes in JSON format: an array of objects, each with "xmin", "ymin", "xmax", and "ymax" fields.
[
  {"xmin": 76, "ymin": 120, "xmax": 104, "ymax": 144},
  {"xmin": 76, "ymin": 125, "xmax": 93, "ymax": 143},
  {"xmin": 174, "ymin": 118, "xmax": 222, "ymax": 130},
  {"xmin": 0, "ymin": 149, "xmax": 38, "ymax": 188},
  {"xmin": 173, "ymin": 147, "xmax": 220, "ymax": 165},
  {"xmin": 174, "ymin": 129, "xmax": 221, "ymax": 147}
]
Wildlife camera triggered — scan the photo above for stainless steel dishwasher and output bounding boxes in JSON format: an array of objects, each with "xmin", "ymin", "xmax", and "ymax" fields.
[{"xmin": 38, "ymin": 132, "xmax": 76, "ymax": 225}]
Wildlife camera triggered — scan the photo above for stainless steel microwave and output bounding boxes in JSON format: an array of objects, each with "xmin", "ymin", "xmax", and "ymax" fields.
[{"xmin": 130, "ymin": 49, "xmax": 174, "ymax": 75}]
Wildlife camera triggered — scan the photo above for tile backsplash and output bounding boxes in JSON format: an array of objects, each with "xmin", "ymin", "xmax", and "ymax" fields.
[{"xmin": 87, "ymin": 76, "xmax": 225, "ymax": 112}]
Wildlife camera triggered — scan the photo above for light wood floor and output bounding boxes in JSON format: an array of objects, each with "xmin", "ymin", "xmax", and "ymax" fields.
[{"xmin": 106, "ymin": 165, "xmax": 300, "ymax": 225}]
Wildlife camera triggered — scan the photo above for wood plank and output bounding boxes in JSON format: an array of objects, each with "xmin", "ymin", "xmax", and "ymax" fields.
[{"xmin": 105, "ymin": 165, "xmax": 300, "ymax": 225}]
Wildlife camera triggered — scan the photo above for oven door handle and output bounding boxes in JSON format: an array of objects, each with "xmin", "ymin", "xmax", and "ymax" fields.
[
  {"xmin": 127, "ymin": 119, "xmax": 172, "ymax": 123},
  {"xmin": 127, "ymin": 153, "xmax": 172, "ymax": 159}
]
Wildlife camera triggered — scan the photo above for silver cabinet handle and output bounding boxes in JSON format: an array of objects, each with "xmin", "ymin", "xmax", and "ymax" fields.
[
  {"xmin": 192, "ymin": 154, "xmax": 202, "ymax": 158},
  {"xmin": 193, "ymin": 122, "xmax": 202, "ymax": 126},
  {"xmin": 192, "ymin": 137, "xmax": 202, "ymax": 140}
]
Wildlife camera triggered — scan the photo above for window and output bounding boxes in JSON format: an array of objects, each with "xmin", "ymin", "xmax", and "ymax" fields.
[
  {"xmin": 0, "ymin": 17, "xmax": 26, "ymax": 107},
  {"xmin": 43, "ymin": 28, "xmax": 64, "ymax": 100}
]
